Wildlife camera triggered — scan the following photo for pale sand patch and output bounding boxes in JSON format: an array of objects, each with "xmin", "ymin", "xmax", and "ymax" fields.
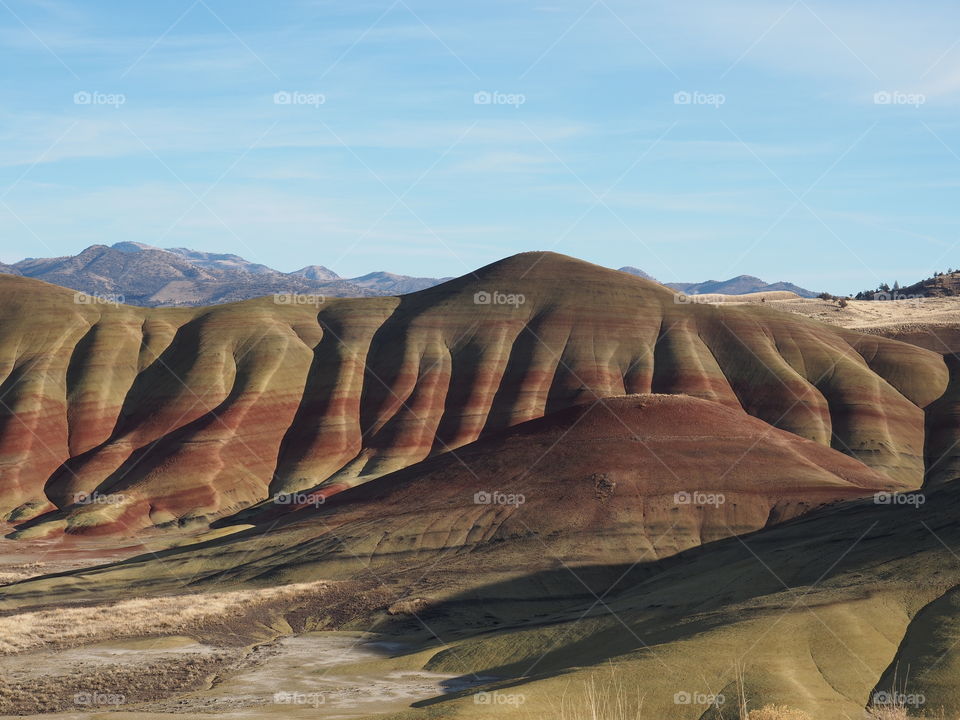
[
  {"xmin": 0, "ymin": 636, "xmax": 219, "ymax": 682},
  {"xmin": 689, "ymin": 293, "xmax": 960, "ymax": 334},
  {"xmin": 0, "ymin": 581, "xmax": 330, "ymax": 655},
  {"xmin": 764, "ymin": 296, "xmax": 960, "ymax": 331},
  {"xmin": 677, "ymin": 290, "xmax": 802, "ymax": 303},
  {"xmin": 134, "ymin": 633, "xmax": 487, "ymax": 718}
]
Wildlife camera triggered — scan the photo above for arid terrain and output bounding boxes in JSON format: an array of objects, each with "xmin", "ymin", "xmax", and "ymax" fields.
[
  {"xmin": 709, "ymin": 291, "xmax": 960, "ymax": 353},
  {"xmin": 2, "ymin": 253, "xmax": 960, "ymax": 719},
  {"xmin": 4, "ymin": 0, "xmax": 954, "ymax": 714}
]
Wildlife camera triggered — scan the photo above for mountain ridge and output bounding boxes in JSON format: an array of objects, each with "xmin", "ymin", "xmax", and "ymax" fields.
[
  {"xmin": 0, "ymin": 244, "xmax": 820, "ymax": 306},
  {"xmin": 0, "ymin": 242, "xmax": 448, "ymax": 306},
  {"xmin": 618, "ymin": 266, "xmax": 819, "ymax": 297}
]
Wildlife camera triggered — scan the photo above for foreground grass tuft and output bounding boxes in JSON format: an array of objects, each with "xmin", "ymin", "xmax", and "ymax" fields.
[
  {"xmin": 746, "ymin": 705, "xmax": 813, "ymax": 720},
  {"xmin": 556, "ymin": 672, "xmax": 644, "ymax": 720},
  {"xmin": 864, "ymin": 709, "xmax": 910, "ymax": 720}
]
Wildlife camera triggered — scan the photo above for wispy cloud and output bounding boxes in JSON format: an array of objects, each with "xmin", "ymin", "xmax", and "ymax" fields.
[{"xmin": 0, "ymin": 0, "xmax": 957, "ymax": 290}]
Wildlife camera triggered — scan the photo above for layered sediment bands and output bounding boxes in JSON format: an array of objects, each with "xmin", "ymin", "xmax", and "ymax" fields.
[
  {"xmin": 202, "ymin": 395, "xmax": 912, "ymax": 577},
  {"xmin": 0, "ymin": 282, "xmax": 130, "ymax": 517},
  {"xmin": 651, "ymin": 314, "xmax": 741, "ymax": 405},
  {"xmin": 42, "ymin": 304, "xmax": 316, "ymax": 532},
  {"xmin": 271, "ymin": 300, "xmax": 398, "ymax": 494},
  {"xmin": 0, "ymin": 253, "xmax": 950, "ymax": 535},
  {"xmin": 65, "ymin": 312, "xmax": 145, "ymax": 456}
]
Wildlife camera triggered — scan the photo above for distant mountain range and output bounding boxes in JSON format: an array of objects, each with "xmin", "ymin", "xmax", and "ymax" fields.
[
  {"xmin": 618, "ymin": 267, "xmax": 818, "ymax": 298},
  {"xmin": 0, "ymin": 242, "xmax": 450, "ymax": 306},
  {"xmin": 0, "ymin": 244, "xmax": 819, "ymax": 306}
]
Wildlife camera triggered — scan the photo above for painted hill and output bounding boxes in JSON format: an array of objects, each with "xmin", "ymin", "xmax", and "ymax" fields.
[
  {"xmin": 0, "ymin": 252, "xmax": 948, "ymax": 539},
  {"xmin": 227, "ymin": 393, "xmax": 904, "ymax": 565},
  {"xmin": 3, "ymin": 252, "xmax": 960, "ymax": 718},
  {"xmin": 4, "ymin": 408, "xmax": 960, "ymax": 718}
]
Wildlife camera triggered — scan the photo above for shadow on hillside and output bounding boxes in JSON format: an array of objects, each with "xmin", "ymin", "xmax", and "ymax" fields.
[{"xmin": 343, "ymin": 486, "xmax": 960, "ymax": 707}]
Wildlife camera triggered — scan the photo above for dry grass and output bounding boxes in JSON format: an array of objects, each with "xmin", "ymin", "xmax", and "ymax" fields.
[
  {"xmin": 387, "ymin": 597, "xmax": 430, "ymax": 615},
  {"xmin": 0, "ymin": 562, "xmax": 48, "ymax": 584},
  {"xmin": 862, "ymin": 701, "xmax": 944, "ymax": 719},
  {"xmin": 765, "ymin": 295, "xmax": 960, "ymax": 332},
  {"xmin": 0, "ymin": 580, "xmax": 330, "ymax": 654},
  {"xmin": 864, "ymin": 708, "xmax": 910, "ymax": 720},
  {"xmin": 556, "ymin": 671, "xmax": 644, "ymax": 720},
  {"xmin": 747, "ymin": 706, "xmax": 813, "ymax": 720},
  {"xmin": 864, "ymin": 675, "xmax": 937, "ymax": 720},
  {"xmin": 553, "ymin": 669, "xmax": 817, "ymax": 720},
  {"xmin": 552, "ymin": 663, "xmax": 820, "ymax": 720},
  {"xmin": 727, "ymin": 664, "xmax": 813, "ymax": 720}
]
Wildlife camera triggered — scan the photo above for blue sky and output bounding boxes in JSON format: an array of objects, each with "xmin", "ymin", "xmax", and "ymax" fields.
[{"xmin": 0, "ymin": 0, "xmax": 958, "ymax": 293}]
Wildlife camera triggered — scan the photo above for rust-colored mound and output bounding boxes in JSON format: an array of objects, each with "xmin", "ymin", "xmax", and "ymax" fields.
[
  {"xmin": 0, "ymin": 252, "xmax": 948, "ymax": 536},
  {"xmin": 258, "ymin": 394, "xmax": 903, "ymax": 565}
]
